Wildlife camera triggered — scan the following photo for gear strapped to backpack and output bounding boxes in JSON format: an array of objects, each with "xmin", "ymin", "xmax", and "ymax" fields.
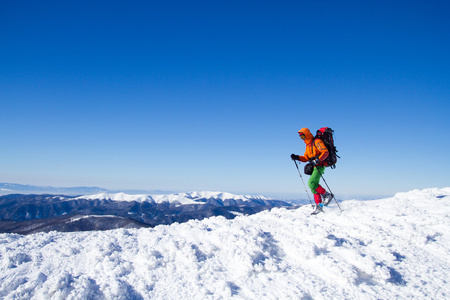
[{"xmin": 315, "ymin": 127, "xmax": 339, "ymax": 169}]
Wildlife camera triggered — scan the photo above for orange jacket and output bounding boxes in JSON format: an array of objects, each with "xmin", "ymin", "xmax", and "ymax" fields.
[{"xmin": 298, "ymin": 128, "xmax": 329, "ymax": 165}]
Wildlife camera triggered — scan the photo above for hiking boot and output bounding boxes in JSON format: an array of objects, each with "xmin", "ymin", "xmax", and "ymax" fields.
[
  {"xmin": 311, "ymin": 203, "xmax": 323, "ymax": 215},
  {"xmin": 323, "ymin": 192, "xmax": 333, "ymax": 206}
]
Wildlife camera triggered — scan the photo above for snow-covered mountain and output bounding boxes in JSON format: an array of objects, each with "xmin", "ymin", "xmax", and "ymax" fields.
[
  {"xmin": 79, "ymin": 191, "xmax": 275, "ymax": 205},
  {"xmin": 0, "ymin": 191, "xmax": 290, "ymax": 234},
  {"xmin": 1, "ymin": 187, "xmax": 449, "ymax": 299}
]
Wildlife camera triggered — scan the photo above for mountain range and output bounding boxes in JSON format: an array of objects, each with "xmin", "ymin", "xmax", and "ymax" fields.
[{"xmin": 0, "ymin": 189, "xmax": 291, "ymax": 234}]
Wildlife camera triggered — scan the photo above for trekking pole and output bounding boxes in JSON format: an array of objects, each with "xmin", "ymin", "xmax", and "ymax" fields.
[
  {"xmin": 317, "ymin": 168, "xmax": 343, "ymax": 211},
  {"xmin": 293, "ymin": 160, "xmax": 314, "ymax": 208}
]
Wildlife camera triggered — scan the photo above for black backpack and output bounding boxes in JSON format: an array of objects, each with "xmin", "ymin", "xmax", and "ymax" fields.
[{"xmin": 315, "ymin": 127, "xmax": 339, "ymax": 168}]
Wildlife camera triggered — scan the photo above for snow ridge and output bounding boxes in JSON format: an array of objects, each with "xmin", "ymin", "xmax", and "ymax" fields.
[{"xmin": 78, "ymin": 191, "xmax": 272, "ymax": 205}]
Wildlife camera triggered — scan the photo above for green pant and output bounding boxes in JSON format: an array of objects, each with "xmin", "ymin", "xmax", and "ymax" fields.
[{"xmin": 308, "ymin": 166, "xmax": 325, "ymax": 194}]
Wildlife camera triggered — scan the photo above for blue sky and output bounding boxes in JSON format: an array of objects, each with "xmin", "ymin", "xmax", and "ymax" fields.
[{"xmin": 1, "ymin": 0, "xmax": 449, "ymax": 199}]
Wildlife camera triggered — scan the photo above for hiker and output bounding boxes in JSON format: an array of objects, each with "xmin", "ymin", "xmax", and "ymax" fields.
[{"xmin": 291, "ymin": 127, "xmax": 333, "ymax": 214}]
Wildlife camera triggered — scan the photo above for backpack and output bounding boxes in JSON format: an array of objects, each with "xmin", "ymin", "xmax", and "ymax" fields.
[{"xmin": 315, "ymin": 127, "xmax": 339, "ymax": 168}]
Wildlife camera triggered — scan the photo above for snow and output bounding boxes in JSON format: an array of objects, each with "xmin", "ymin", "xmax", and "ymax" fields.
[
  {"xmin": 69, "ymin": 215, "xmax": 122, "ymax": 223},
  {"xmin": 1, "ymin": 188, "xmax": 449, "ymax": 299},
  {"xmin": 78, "ymin": 191, "xmax": 272, "ymax": 205},
  {"xmin": 79, "ymin": 192, "xmax": 153, "ymax": 203}
]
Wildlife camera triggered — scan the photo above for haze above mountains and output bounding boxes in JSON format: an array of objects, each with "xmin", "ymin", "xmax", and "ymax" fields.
[{"xmin": 0, "ymin": 182, "xmax": 169, "ymax": 196}]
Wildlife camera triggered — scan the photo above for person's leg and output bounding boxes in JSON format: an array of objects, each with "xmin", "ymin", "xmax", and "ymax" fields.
[
  {"xmin": 308, "ymin": 167, "xmax": 325, "ymax": 204},
  {"xmin": 316, "ymin": 185, "xmax": 326, "ymax": 195}
]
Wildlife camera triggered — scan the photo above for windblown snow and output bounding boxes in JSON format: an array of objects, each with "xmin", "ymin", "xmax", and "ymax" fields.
[{"xmin": 1, "ymin": 188, "xmax": 449, "ymax": 299}]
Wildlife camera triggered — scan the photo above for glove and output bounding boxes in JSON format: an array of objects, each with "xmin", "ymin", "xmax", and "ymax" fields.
[
  {"xmin": 311, "ymin": 158, "xmax": 321, "ymax": 166},
  {"xmin": 291, "ymin": 154, "xmax": 300, "ymax": 161}
]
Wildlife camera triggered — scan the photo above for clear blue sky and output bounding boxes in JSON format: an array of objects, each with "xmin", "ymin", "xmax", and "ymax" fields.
[{"xmin": 1, "ymin": 0, "xmax": 449, "ymax": 199}]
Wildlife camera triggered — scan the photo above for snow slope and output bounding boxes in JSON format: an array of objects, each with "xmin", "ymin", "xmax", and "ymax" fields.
[{"xmin": 1, "ymin": 188, "xmax": 449, "ymax": 299}]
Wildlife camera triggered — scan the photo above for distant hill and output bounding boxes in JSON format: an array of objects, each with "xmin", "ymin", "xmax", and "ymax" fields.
[
  {"xmin": 0, "ymin": 183, "xmax": 108, "ymax": 195},
  {"xmin": 0, "ymin": 183, "xmax": 176, "ymax": 196}
]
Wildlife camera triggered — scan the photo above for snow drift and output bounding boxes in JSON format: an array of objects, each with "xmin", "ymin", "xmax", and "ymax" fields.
[{"xmin": 1, "ymin": 188, "xmax": 449, "ymax": 299}]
